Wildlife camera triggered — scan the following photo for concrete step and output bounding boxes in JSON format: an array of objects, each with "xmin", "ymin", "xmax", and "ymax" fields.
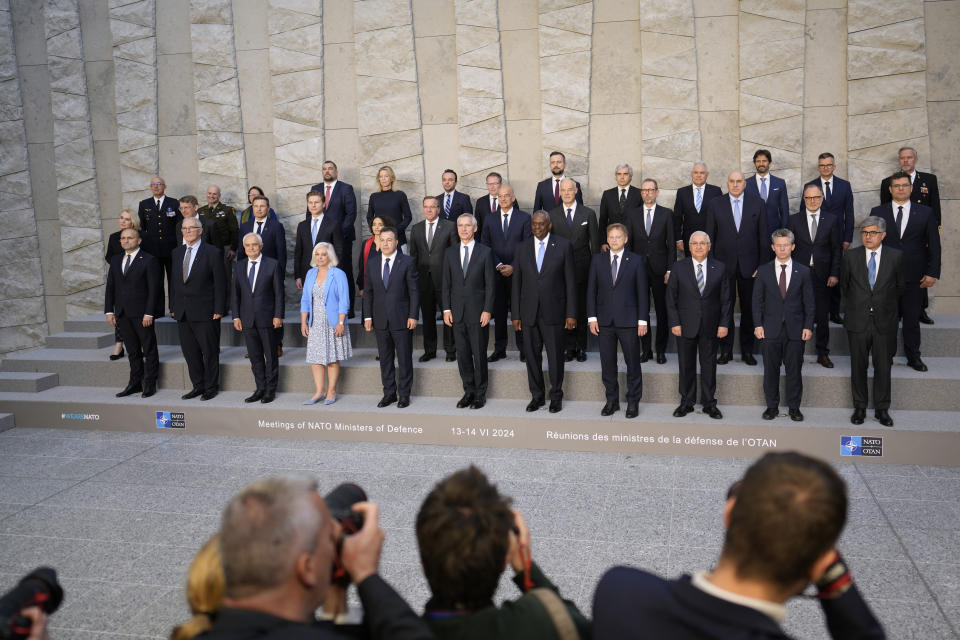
[
  {"xmin": 0, "ymin": 412, "xmax": 14, "ymax": 433},
  {"xmin": 45, "ymin": 331, "xmax": 116, "ymax": 349},
  {"xmin": 0, "ymin": 372, "xmax": 59, "ymax": 393}
]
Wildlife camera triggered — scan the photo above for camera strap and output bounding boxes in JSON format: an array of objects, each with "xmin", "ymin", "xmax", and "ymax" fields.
[{"xmin": 528, "ymin": 588, "xmax": 578, "ymax": 640}]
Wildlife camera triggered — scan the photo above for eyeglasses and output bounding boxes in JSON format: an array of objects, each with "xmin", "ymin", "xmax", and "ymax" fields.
[
  {"xmin": 861, "ymin": 230, "xmax": 883, "ymax": 237},
  {"xmin": 817, "ymin": 163, "xmax": 834, "ymax": 169},
  {"xmin": 803, "ymin": 195, "xmax": 823, "ymax": 200}
]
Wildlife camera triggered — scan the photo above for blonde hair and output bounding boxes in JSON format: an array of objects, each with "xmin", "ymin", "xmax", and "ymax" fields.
[
  {"xmin": 120, "ymin": 209, "xmax": 140, "ymax": 230},
  {"xmin": 377, "ymin": 166, "xmax": 396, "ymax": 191},
  {"xmin": 170, "ymin": 534, "xmax": 224, "ymax": 640}
]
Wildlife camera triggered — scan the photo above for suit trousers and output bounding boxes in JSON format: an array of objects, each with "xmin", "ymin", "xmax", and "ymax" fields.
[
  {"xmin": 420, "ymin": 279, "xmax": 454, "ymax": 356},
  {"xmin": 811, "ymin": 266, "xmax": 832, "ymax": 355},
  {"xmin": 564, "ymin": 280, "xmax": 589, "ymax": 354},
  {"xmin": 677, "ymin": 332, "xmax": 718, "ymax": 408},
  {"xmin": 341, "ymin": 240, "xmax": 356, "ymax": 317},
  {"xmin": 178, "ymin": 319, "xmax": 220, "ymax": 393},
  {"xmin": 899, "ymin": 283, "xmax": 923, "ymax": 360},
  {"xmin": 375, "ymin": 326, "xmax": 413, "ymax": 398},
  {"xmin": 847, "ymin": 326, "xmax": 895, "ymax": 410},
  {"xmin": 492, "ymin": 273, "xmax": 523, "ymax": 353},
  {"xmin": 720, "ymin": 271, "xmax": 756, "ymax": 356},
  {"xmin": 158, "ymin": 256, "xmax": 173, "ymax": 313},
  {"xmin": 523, "ymin": 320, "xmax": 565, "ymax": 403},
  {"xmin": 244, "ymin": 324, "xmax": 279, "ymax": 392},
  {"xmin": 454, "ymin": 321, "xmax": 489, "ymax": 397},
  {"xmin": 641, "ymin": 272, "xmax": 668, "ymax": 355},
  {"xmin": 598, "ymin": 326, "xmax": 643, "ymax": 404},
  {"xmin": 223, "ymin": 252, "xmax": 235, "ymax": 313},
  {"xmin": 117, "ymin": 315, "xmax": 159, "ymax": 386},
  {"xmin": 760, "ymin": 329, "xmax": 804, "ymax": 410}
]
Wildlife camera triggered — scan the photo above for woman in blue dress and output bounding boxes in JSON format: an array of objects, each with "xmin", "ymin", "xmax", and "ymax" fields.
[{"xmin": 300, "ymin": 242, "xmax": 352, "ymax": 405}]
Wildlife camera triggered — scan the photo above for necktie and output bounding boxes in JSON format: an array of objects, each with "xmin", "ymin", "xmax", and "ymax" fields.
[
  {"xmin": 779, "ymin": 263, "xmax": 787, "ymax": 299},
  {"xmin": 503, "ymin": 213, "xmax": 508, "ymax": 235},
  {"xmin": 462, "ymin": 245, "xmax": 470, "ymax": 277},
  {"xmin": 619, "ymin": 189, "xmax": 626, "ymax": 212},
  {"xmin": 156, "ymin": 199, "xmax": 161, "ymax": 209},
  {"xmin": 324, "ymin": 185, "xmax": 331, "ymax": 210},
  {"xmin": 695, "ymin": 187, "xmax": 702, "ymax": 212},
  {"xmin": 311, "ymin": 217, "xmax": 319, "ymax": 244},
  {"xmin": 760, "ymin": 177, "xmax": 768, "ymax": 201},
  {"xmin": 696, "ymin": 262, "xmax": 704, "ymax": 295},
  {"xmin": 611, "ymin": 254, "xmax": 619, "ymax": 283},
  {"xmin": 536, "ymin": 240, "xmax": 545, "ymax": 273},
  {"xmin": 645, "ymin": 208, "xmax": 652, "ymax": 235},
  {"xmin": 182, "ymin": 246, "xmax": 192, "ymax": 282},
  {"xmin": 868, "ymin": 251, "xmax": 877, "ymax": 290},
  {"xmin": 382, "ymin": 257, "xmax": 391, "ymax": 288},
  {"xmin": 810, "ymin": 214, "xmax": 818, "ymax": 241},
  {"xmin": 445, "ymin": 193, "xmax": 451, "ymax": 218},
  {"xmin": 896, "ymin": 206, "xmax": 903, "ymax": 236},
  {"xmin": 248, "ymin": 261, "xmax": 256, "ymax": 288},
  {"xmin": 427, "ymin": 222, "xmax": 434, "ymax": 249},
  {"xmin": 256, "ymin": 221, "xmax": 263, "ymax": 236},
  {"xmin": 553, "ymin": 179, "xmax": 560, "ymax": 205},
  {"xmin": 491, "ymin": 197, "xmax": 497, "ymax": 214},
  {"xmin": 123, "ymin": 254, "xmax": 131, "ymax": 275},
  {"xmin": 824, "ymin": 181, "xmax": 832, "ymax": 203},
  {"xmin": 566, "ymin": 208, "xmax": 573, "ymax": 227},
  {"xmin": 733, "ymin": 199, "xmax": 742, "ymax": 231}
]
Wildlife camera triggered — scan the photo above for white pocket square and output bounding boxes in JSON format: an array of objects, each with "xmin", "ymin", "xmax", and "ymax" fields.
[{"xmin": 581, "ymin": 221, "xmax": 588, "ymax": 225}]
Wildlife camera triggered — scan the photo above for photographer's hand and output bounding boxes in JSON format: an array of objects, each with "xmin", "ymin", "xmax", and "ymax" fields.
[
  {"xmin": 506, "ymin": 509, "xmax": 531, "ymax": 573},
  {"xmin": 22, "ymin": 607, "xmax": 49, "ymax": 640},
  {"xmin": 340, "ymin": 501, "xmax": 384, "ymax": 585}
]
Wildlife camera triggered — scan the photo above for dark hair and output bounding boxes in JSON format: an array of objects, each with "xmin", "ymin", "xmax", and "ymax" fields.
[
  {"xmin": 379, "ymin": 226, "xmax": 398, "ymax": 240},
  {"xmin": 486, "ymin": 172, "xmax": 502, "ymax": 182},
  {"xmin": 889, "ymin": 170, "xmax": 912, "ymax": 184},
  {"xmin": 442, "ymin": 169, "xmax": 458, "ymax": 181},
  {"xmin": 416, "ymin": 466, "xmax": 515, "ymax": 609},
  {"xmin": 722, "ymin": 452, "xmax": 847, "ymax": 588},
  {"xmin": 817, "ymin": 152, "xmax": 835, "ymax": 161},
  {"xmin": 322, "ymin": 160, "xmax": 338, "ymax": 170},
  {"xmin": 248, "ymin": 186, "xmax": 264, "ymax": 196},
  {"xmin": 306, "ymin": 189, "xmax": 325, "ymax": 203},
  {"xmin": 641, "ymin": 178, "xmax": 658, "ymax": 190},
  {"xmin": 423, "ymin": 196, "xmax": 440, "ymax": 206},
  {"xmin": 753, "ymin": 149, "xmax": 772, "ymax": 162},
  {"xmin": 179, "ymin": 195, "xmax": 199, "ymax": 206},
  {"xmin": 252, "ymin": 195, "xmax": 270, "ymax": 207},
  {"xmin": 549, "ymin": 150, "xmax": 565, "ymax": 161}
]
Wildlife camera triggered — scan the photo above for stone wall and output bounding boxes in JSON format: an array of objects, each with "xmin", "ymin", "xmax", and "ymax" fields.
[{"xmin": 1, "ymin": 0, "xmax": 959, "ymax": 353}]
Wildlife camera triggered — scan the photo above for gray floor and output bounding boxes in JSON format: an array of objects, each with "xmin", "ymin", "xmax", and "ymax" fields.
[{"xmin": 0, "ymin": 427, "xmax": 957, "ymax": 639}]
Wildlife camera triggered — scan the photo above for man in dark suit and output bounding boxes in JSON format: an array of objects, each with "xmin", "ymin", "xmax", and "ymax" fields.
[
  {"xmin": 474, "ymin": 171, "xmax": 500, "ymax": 237},
  {"xmin": 363, "ymin": 227, "xmax": 419, "ymax": 409},
  {"xmin": 408, "ymin": 196, "xmax": 458, "ymax": 362},
  {"xmin": 598, "ymin": 163, "xmax": 643, "ymax": 246},
  {"xmin": 532, "ymin": 151, "xmax": 583, "ymax": 212},
  {"xmin": 672, "ymin": 162, "xmax": 723, "ymax": 255},
  {"xmin": 587, "ymin": 223, "xmax": 649, "ymax": 419},
  {"xmin": 176, "ymin": 195, "xmax": 220, "ymax": 247},
  {"xmin": 627, "ymin": 178, "xmax": 675, "ymax": 364},
  {"xmin": 171, "ymin": 218, "xmax": 227, "ymax": 400},
  {"xmin": 437, "ymin": 169, "xmax": 472, "ymax": 222},
  {"xmin": 667, "ymin": 231, "xmax": 732, "ymax": 419},
  {"xmin": 788, "ymin": 184, "xmax": 842, "ymax": 368},
  {"xmin": 238, "ymin": 195, "xmax": 287, "ymax": 356},
  {"xmin": 312, "ymin": 160, "xmax": 358, "ymax": 316},
  {"xmin": 232, "ymin": 233, "xmax": 284, "ymax": 404},
  {"xmin": 706, "ymin": 171, "xmax": 767, "ymax": 365},
  {"xmin": 512, "ymin": 212, "xmax": 576, "ymax": 413},
  {"xmin": 841, "ymin": 216, "xmax": 905, "ymax": 427},
  {"xmin": 443, "ymin": 214, "xmax": 495, "ymax": 410},
  {"xmin": 295, "ymin": 189, "xmax": 344, "ymax": 289},
  {"xmin": 104, "ymin": 227, "xmax": 163, "ymax": 398},
  {"xmin": 549, "ymin": 177, "xmax": 599, "ymax": 362},
  {"xmin": 593, "ymin": 452, "xmax": 884, "ymax": 639},
  {"xmin": 873, "ymin": 171, "xmax": 941, "ymax": 372},
  {"xmin": 880, "ymin": 146, "xmax": 941, "ymax": 324},
  {"xmin": 753, "ymin": 229, "xmax": 815, "ymax": 421},
  {"xmin": 479, "ymin": 184, "xmax": 531, "ymax": 361},
  {"xmin": 138, "ymin": 176, "xmax": 181, "ymax": 305},
  {"xmin": 746, "ymin": 149, "xmax": 790, "ymax": 235}
]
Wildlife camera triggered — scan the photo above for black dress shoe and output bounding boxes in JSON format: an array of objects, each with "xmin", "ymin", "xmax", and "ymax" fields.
[
  {"xmin": 182, "ymin": 387, "xmax": 203, "ymax": 400},
  {"xmin": 526, "ymin": 398, "xmax": 544, "ymax": 412},
  {"xmin": 762, "ymin": 407, "xmax": 778, "ymax": 420},
  {"xmin": 456, "ymin": 394, "xmax": 474, "ymax": 408},
  {"xmin": 875, "ymin": 409, "xmax": 894, "ymax": 427},
  {"xmin": 625, "ymin": 403, "xmax": 639, "ymax": 419},
  {"xmin": 141, "ymin": 383, "xmax": 156, "ymax": 398},
  {"xmin": 245, "ymin": 390, "xmax": 264, "ymax": 403},
  {"xmin": 488, "ymin": 351, "xmax": 506, "ymax": 362},
  {"xmin": 817, "ymin": 354, "xmax": 834, "ymax": 368},
  {"xmin": 109, "ymin": 347, "xmax": 125, "ymax": 361},
  {"xmin": 418, "ymin": 353, "xmax": 436, "ymax": 363},
  {"xmin": 201, "ymin": 390, "xmax": 218, "ymax": 401},
  {"xmin": 673, "ymin": 404, "xmax": 694, "ymax": 417},
  {"xmin": 830, "ymin": 312, "xmax": 844, "ymax": 324},
  {"xmin": 397, "ymin": 397, "xmax": 410, "ymax": 408},
  {"xmin": 717, "ymin": 353, "xmax": 731, "ymax": 365},
  {"xmin": 261, "ymin": 391, "xmax": 276, "ymax": 404},
  {"xmin": 656, "ymin": 353, "xmax": 667, "ymax": 364},
  {"xmin": 576, "ymin": 349, "xmax": 587, "ymax": 362},
  {"xmin": 601, "ymin": 402, "xmax": 620, "ymax": 416},
  {"xmin": 789, "ymin": 408, "xmax": 804, "ymax": 422},
  {"xmin": 907, "ymin": 358, "xmax": 928, "ymax": 372},
  {"xmin": 704, "ymin": 406, "xmax": 723, "ymax": 419},
  {"xmin": 742, "ymin": 353, "xmax": 757, "ymax": 366},
  {"xmin": 471, "ymin": 396, "xmax": 485, "ymax": 409},
  {"xmin": 851, "ymin": 408, "xmax": 866, "ymax": 425},
  {"xmin": 549, "ymin": 400, "xmax": 562, "ymax": 413},
  {"xmin": 377, "ymin": 394, "xmax": 397, "ymax": 408},
  {"xmin": 116, "ymin": 383, "xmax": 142, "ymax": 398},
  {"xmin": 564, "ymin": 351, "xmax": 575, "ymax": 362},
  {"xmin": 445, "ymin": 353, "xmax": 457, "ymax": 362},
  {"xmin": 639, "ymin": 351, "xmax": 652, "ymax": 363},
  {"xmin": 919, "ymin": 310, "xmax": 934, "ymax": 325}
]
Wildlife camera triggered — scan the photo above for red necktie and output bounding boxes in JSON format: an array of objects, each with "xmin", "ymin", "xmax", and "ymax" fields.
[
  {"xmin": 553, "ymin": 179, "xmax": 560, "ymax": 205},
  {"xmin": 324, "ymin": 185, "xmax": 331, "ymax": 210},
  {"xmin": 779, "ymin": 264, "xmax": 787, "ymax": 299}
]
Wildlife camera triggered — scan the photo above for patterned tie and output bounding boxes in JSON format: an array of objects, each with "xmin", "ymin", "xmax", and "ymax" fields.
[
  {"xmin": 695, "ymin": 187, "xmax": 703, "ymax": 212},
  {"xmin": 311, "ymin": 217, "xmax": 319, "ymax": 244},
  {"xmin": 462, "ymin": 245, "xmax": 470, "ymax": 277},
  {"xmin": 427, "ymin": 221, "xmax": 434, "ymax": 249},
  {"xmin": 696, "ymin": 262, "xmax": 705, "ymax": 295},
  {"xmin": 760, "ymin": 177, "xmax": 768, "ymax": 201},
  {"xmin": 123, "ymin": 254, "xmax": 131, "ymax": 275},
  {"xmin": 256, "ymin": 221, "xmax": 263, "ymax": 237},
  {"xmin": 503, "ymin": 213, "xmax": 508, "ymax": 235},
  {"xmin": 445, "ymin": 193, "xmax": 451, "ymax": 218},
  {"xmin": 248, "ymin": 261, "xmax": 256, "ymax": 289},
  {"xmin": 896, "ymin": 206, "xmax": 904, "ymax": 237},
  {"xmin": 619, "ymin": 189, "xmax": 626, "ymax": 212},
  {"xmin": 733, "ymin": 199, "xmax": 742, "ymax": 231},
  {"xmin": 324, "ymin": 185, "xmax": 331, "ymax": 210},
  {"xmin": 566, "ymin": 208, "xmax": 573, "ymax": 227},
  {"xmin": 536, "ymin": 240, "xmax": 545, "ymax": 273},
  {"xmin": 182, "ymin": 245, "xmax": 192, "ymax": 282},
  {"xmin": 824, "ymin": 181, "xmax": 832, "ymax": 204},
  {"xmin": 611, "ymin": 254, "xmax": 619, "ymax": 283},
  {"xmin": 868, "ymin": 251, "xmax": 877, "ymax": 290},
  {"xmin": 553, "ymin": 179, "xmax": 560, "ymax": 205},
  {"xmin": 779, "ymin": 263, "xmax": 787, "ymax": 299},
  {"xmin": 382, "ymin": 257, "xmax": 391, "ymax": 288},
  {"xmin": 645, "ymin": 208, "xmax": 652, "ymax": 235},
  {"xmin": 491, "ymin": 197, "xmax": 497, "ymax": 214}
]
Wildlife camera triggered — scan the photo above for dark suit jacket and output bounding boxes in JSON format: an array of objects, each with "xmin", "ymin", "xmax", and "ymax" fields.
[
  {"xmin": 511, "ymin": 235, "xmax": 576, "ymax": 325},
  {"xmin": 293, "ymin": 215, "xmax": 344, "ymax": 281},
  {"xmin": 788, "ymin": 211, "xmax": 842, "ymax": 278},
  {"xmin": 799, "ymin": 177, "xmax": 855, "ymax": 244},
  {"xmin": 881, "ymin": 170, "xmax": 941, "ymax": 224},
  {"xmin": 840, "ymin": 245, "xmax": 905, "ymax": 334},
  {"xmin": 706, "ymin": 193, "xmax": 768, "ymax": 278},
  {"xmin": 176, "ymin": 216, "xmax": 220, "ymax": 248},
  {"xmin": 407, "ymin": 218, "xmax": 458, "ymax": 288},
  {"xmin": 746, "ymin": 173, "xmax": 790, "ymax": 232},
  {"xmin": 547, "ymin": 203, "xmax": 599, "ymax": 282},
  {"xmin": 363, "ymin": 252, "xmax": 419, "ymax": 330},
  {"xmin": 871, "ymin": 203, "xmax": 941, "ymax": 282},
  {"xmin": 442, "ymin": 242, "xmax": 495, "ymax": 323},
  {"xmin": 752, "ymin": 260, "xmax": 815, "ymax": 340},
  {"xmin": 238, "ymin": 217, "xmax": 287, "ymax": 277},
  {"xmin": 105, "ymin": 230, "xmax": 123, "ymax": 264},
  {"xmin": 586, "ymin": 251, "xmax": 650, "ymax": 328},
  {"xmin": 626, "ymin": 204, "xmax": 676, "ymax": 276},
  {"xmin": 479, "ymin": 209, "xmax": 532, "ymax": 267},
  {"xmin": 138, "ymin": 195, "xmax": 181, "ymax": 259},
  {"xmin": 666, "ymin": 257, "xmax": 732, "ymax": 338},
  {"xmin": 311, "ymin": 181, "xmax": 358, "ymax": 241},
  {"xmin": 533, "ymin": 177, "xmax": 582, "ymax": 212},
  {"xmin": 672, "ymin": 183, "xmax": 723, "ymax": 247},
  {"xmin": 599, "ymin": 185, "xmax": 644, "ymax": 232},
  {"xmin": 104, "ymin": 250, "xmax": 163, "ymax": 318},
  {"xmin": 437, "ymin": 190, "xmax": 472, "ymax": 222},
  {"xmin": 170, "ymin": 242, "xmax": 227, "ymax": 321},
  {"xmin": 474, "ymin": 194, "xmax": 524, "ymax": 232},
  {"xmin": 232, "ymin": 255, "xmax": 284, "ymax": 328}
]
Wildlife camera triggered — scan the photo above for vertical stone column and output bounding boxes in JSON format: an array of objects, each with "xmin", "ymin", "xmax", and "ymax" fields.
[
  {"xmin": 233, "ymin": 0, "xmax": 273, "ymax": 201},
  {"xmin": 190, "ymin": 0, "xmax": 247, "ymax": 205},
  {"xmin": 738, "ymin": 0, "xmax": 805, "ymax": 211},
  {"xmin": 694, "ymin": 0, "xmax": 739, "ymax": 180},
  {"xmin": 801, "ymin": 2, "xmax": 847, "ymax": 186},
  {"xmin": 499, "ymin": 0, "xmax": 539, "ymax": 201},
  {"xmin": 455, "ymin": 0, "xmax": 507, "ymax": 202},
  {"xmin": 157, "ymin": 0, "xmax": 197, "ymax": 195},
  {"xmin": 539, "ymin": 1, "xmax": 593, "ymax": 195},
  {"xmin": 46, "ymin": 0, "xmax": 105, "ymax": 318}
]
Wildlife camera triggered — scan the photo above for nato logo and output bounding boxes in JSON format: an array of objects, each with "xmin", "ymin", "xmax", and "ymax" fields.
[
  {"xmin": 156, "ymin": 411, "xmax": 186, "ymax": 429},
  {"xmin": 841, "ymin": 436, "xmax": 882, "ymax": 457}
]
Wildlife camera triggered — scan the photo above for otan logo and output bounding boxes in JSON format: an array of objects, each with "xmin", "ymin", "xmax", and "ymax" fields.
[
  {"xmin": 156, "ymin": 411, "xmax": 186, "ymax": 429},
  {"xmin": 61, "ymin": 413, "xmax": 99, "ymax": 421},
  {"xmin": 841, "ymin": 436, "xmax": 882, "ymax": 457}
]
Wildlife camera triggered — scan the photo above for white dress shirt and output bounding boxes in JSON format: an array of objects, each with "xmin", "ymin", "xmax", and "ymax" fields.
[
  {"xmin": 692, "ymin": 572, "xmax": 787, "ymax": 625},
  {"xmin": 773, "ymin": 258, "xmax": 792, "ymax": 291},
  {"xmin": 892, "ymin": 200, "xmax": 911, "ymax": 236}
]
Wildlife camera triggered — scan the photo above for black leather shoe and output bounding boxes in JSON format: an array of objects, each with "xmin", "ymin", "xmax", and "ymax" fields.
[
  {"xmin": 762, "ymin": 407, "xmax": 778, "ymax": 420},
  {"xmin": 830, "ymin": 312, "xmax": 844, "ymax": 324},
  {"xmin": 471, "ymin": 396, "xmax": 486, "ymax": 409},
  {"xmin": 789, "ymin": 408, "xmax": 804, "ymax": 422},
  {"xmin": 625, "ymin": 403, "xmax": 639, "ymax": 419},
  {"xmin": 445, "ymin": 353, "xmax": 457, "ymax": 362},
  {"xmin": 182, "ymin": 387, "xmax": 203, "ymax": 400},
  {"xmin": 519, "ymin": 352, "xmax": 526, "ymax": 363},
  {"xmin": 488, "ymin": 351, "xmax": 506, "ymax": 362},
  {"xmin": 201, "ymin": 390, "xmax": 218, "ymax": 401},
  {"xmin": 851, "ymin": 408, "xmax": 866, "ymax": 425},
  {"xmin": 564, "ymin": 351, "xmax": 575, "ymax": 362},
  {"xmin": 116, "ymin": 383, "xmax": 142, "ymax": 398},
  {"xmin": 919, "ymin": 310, "xmax": 934, "ymax": 325},
  {"xmin": 704, "ymin": 406, "xmax": 723, "ymax": 419},
  {"xmin": 601, "ymin": 402, "xmax": 620, "ymax": 416},
  {"xmin": 875, "ymin": 409, "xmax": 894, "ymax": 427},
  {"xmin": 141, "ymin": 383, "xmax": 156, "ymax": 398},
  {"xmin": 418, "ymin": 353, "xmax": 436, "ymax": 363},
  {"xmin": 817, "ymin": 354, "xmax": 834, "ymax": 368},
  {"xmin": 377, "ymin": 394, "xmax": 397, "ymax": 408},
  {"xmin": 109, "ymin": 347, "xmax": 125, "ymax": 361},
  {"xmin": 673, "ymin": 404, "xmax": 694, "ymax": 417},
  {"xmin": 576, "ymin": 349, "xmax": 587, "ymax": 362},
  {"xmin": 717, "ymin": 353, "xmax": 731, "ymax": 365},
  {"xmin": 656, "ymin": 353, "xmax": 667, "ymax": 364},
  {"xmin": 245, "ymin": 390, "xmax": 264, "ymax": 403},
  {"xmin": 639, "ymin": 351, "xmax": 652, "ymax": 363},
  {"xmin": 457, "ymin": 394, "xmax": 474, "ymax": 408},
  {"xmin": 907, "ymin": 358, "xmax": 928, "ymax": 372},
  {"xmin": 261, "ymin": 391, "xmax": 275, "ymax": 404},
  {"xmin": 548, "ymin": 400, "xmax": 562, "ymax": 413},
  {"xmin": 526, "ymin": 398, "xmax": 544, "ymax": 412},
  {"xmin": 742, "ymin": 353, "xmax": 757, "ymax": 366},
  {"xmin": 397, "ymin": 397, "xmax": 410, "ymax": 408}
]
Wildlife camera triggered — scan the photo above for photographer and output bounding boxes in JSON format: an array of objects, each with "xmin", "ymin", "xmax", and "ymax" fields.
[
  {"xmin": 416, "ymin": 466, "xmax": 590, "ymax": 639},
  {"xmin": 197, "ymin": 475, "xmax": 433, "ymax": 640}
]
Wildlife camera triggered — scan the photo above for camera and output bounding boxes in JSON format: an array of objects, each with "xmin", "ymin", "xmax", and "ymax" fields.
[
  {"xmin": 0, "ymin": 567, "xmax": 64, "ymax": 640},
  {"xmin": 325, "ymin": 483, "xmax": 367, "ymax": 586}
]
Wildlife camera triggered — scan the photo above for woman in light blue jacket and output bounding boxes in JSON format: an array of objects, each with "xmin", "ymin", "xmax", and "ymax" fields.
[{"xmin": 300, "ymin": 242, "xmax": 352, "ymax": 404}]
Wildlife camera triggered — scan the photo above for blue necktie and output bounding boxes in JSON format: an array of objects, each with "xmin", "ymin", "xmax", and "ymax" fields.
[
  {"xmin": 248, "ymin": 261, "xmax": 256, "ymax": 288},
  {"xmin": 695, "ymin": 187, "xmax": 702, "ymax": 212},
  {"xmin": 824, "ymin": 180, "xmax": 832, "ymax": 203},
  {"xmin": 445, "ymin": 193, "xmax": 451, "ymax": 218},
  {"xmin": 256, "ymin": 221, "xmax": 263, "ymax": 236},
  {"xmin": 696, "ymin": 262, "xmax": 704, "ymax": 295},
  {"xmin": 760, "ymin": 177, "xmax": 767, "ymax": 201},
  {"xmin": 868, "ymin": 251, "xmax": 877, "ymax": 290},
  {"xmin": 502, "ymin": 213, "xmax": 508, "ymax": 235},
  {"xmin": 611, "ymin": 254, "xmax": 619, "ymax": 283},
  {"xmin": 536, "ymin": 240, "xmax": 545, "ymax": 273},
  {"xmin": 311, "ymin": 217, "xmax": 319, "ymax": 244},
  {"xmin": 382, "ymin": 257, "xmax": 390, "ymax": 288},
  {"xmin": 733, "ymin": 199, "xmax": 742, "ymax": 231},
  {"xmin": 566, "ymin": 208, "xmax": 573, "ymax": 227}
]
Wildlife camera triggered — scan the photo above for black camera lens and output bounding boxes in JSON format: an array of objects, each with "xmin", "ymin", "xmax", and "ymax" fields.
[{"xmin": 0, "ymin": 567, "xmax": 64, "ymax": 640}]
